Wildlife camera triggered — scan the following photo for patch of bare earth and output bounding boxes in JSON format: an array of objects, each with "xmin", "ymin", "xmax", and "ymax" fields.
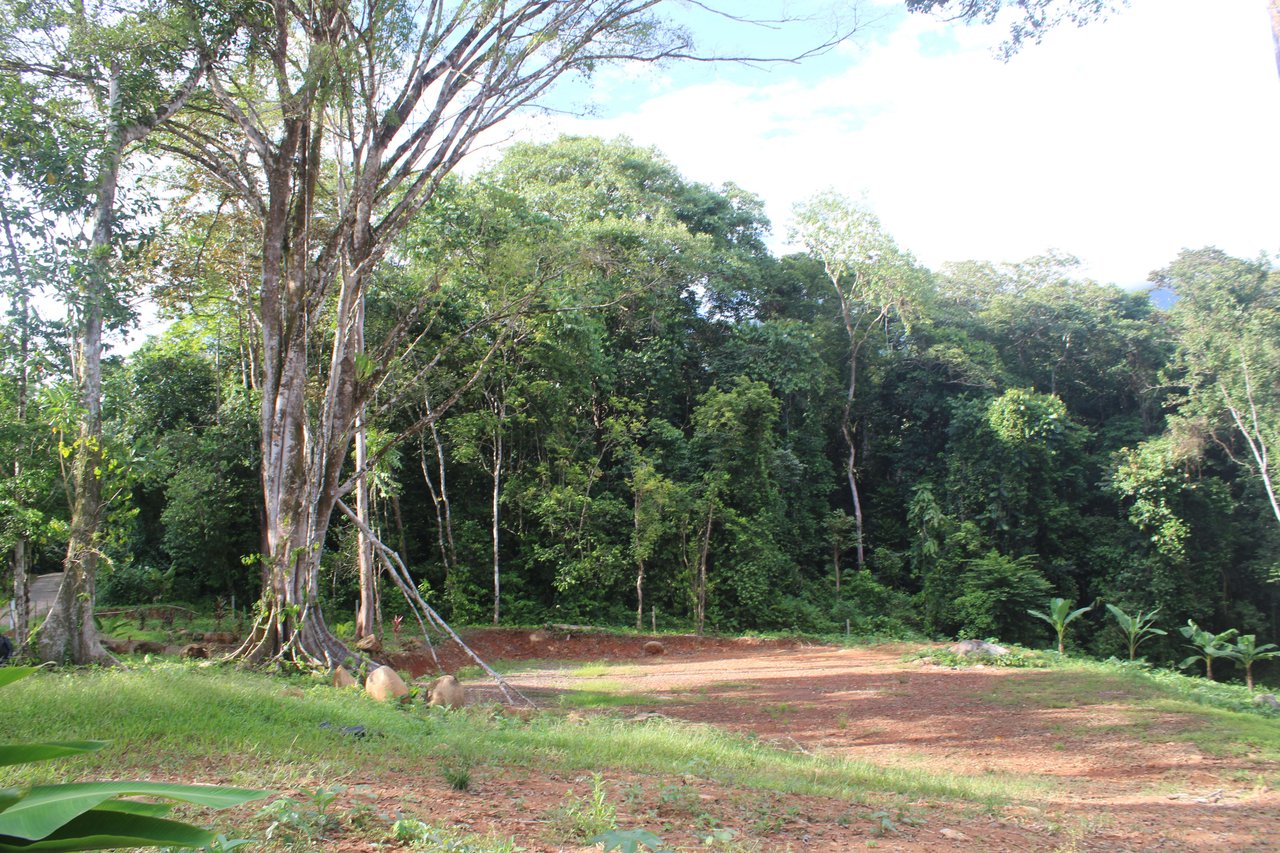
[{"xmin": 363, "ymin": 630, "xmax": 1279, "ymax": 851}]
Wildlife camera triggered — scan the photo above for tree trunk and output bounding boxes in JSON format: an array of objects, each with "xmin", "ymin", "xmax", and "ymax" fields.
[
  {"xmin": 36, "ymin": 72, "xmax": 126, "ymax": 665},
  {"xmin": 634, "ymin": 487, "xmax": 645, "ymax": 631},
  {"xmin": 833, "ymin": 541, "xmax": 841, "ymax": 594},
  {"xmin": 491, "ymin": 413, "xmax": 503, "ymax": 626},
  {"xmin": 833, "ymin": 278, "xmax": 867, "ymax": 570},
  {"xmin": 2, "ymin": 202, "xmax": 31, "ymax": 647},
  {"xmin": 694, "ymin": 498, "xmax": 715, "ymax": 636},
  {"xmin": 353, "ymin": 295, "xmax": 378, "ymax": 641}
]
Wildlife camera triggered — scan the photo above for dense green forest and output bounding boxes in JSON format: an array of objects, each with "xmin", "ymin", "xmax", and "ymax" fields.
[
  {"xmin": 0, "ymin": 0, "xmax": 1277, "ymax": 681},
  {"xmin": 4, "ymin": 132, "xmax": 1277, "ymax": 669}
]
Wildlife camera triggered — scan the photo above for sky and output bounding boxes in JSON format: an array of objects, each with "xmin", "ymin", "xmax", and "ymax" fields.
[{"xmin": 492, "ymin": 0, "xmax": 1280, "ymax": 289}]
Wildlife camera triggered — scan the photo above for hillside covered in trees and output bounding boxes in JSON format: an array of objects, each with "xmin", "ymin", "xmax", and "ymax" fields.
[{"xmin": 4, "ymin": 131, "xmax": 1277, "ymax": 670}]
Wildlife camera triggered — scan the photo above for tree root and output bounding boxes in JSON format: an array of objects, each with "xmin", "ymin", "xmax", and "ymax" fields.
[{"xmin": 337, "ymin": 499, "xmax": 535, "ymax": 707}]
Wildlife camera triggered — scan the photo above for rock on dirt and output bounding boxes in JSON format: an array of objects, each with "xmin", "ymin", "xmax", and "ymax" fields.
[
  {"xmin": 643, "ymin": 640, "xmax": 665, "ymax": 656},
  {"xmin": 427, "ymin": 674, "xmax": 466, "ymax": 709},
  {"xmin": 949, "ymin": 639, "xmax": 1009, "ymax": 657},
  {"xmin": 332, "ymin": 666, "xmax": 358, "ymax": 688},
  {"xmin": 365, "ymin": 665, "xmax": 409, "ymax": 702}
]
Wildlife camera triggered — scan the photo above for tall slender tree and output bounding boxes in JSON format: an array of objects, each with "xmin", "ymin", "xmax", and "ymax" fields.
[
  {"xmin": 791, "ymin": 191, "xmax": 926, "ymax": 570},
  {"xmin": 0, "ymin": 0, "xmax": 221, "ymax": 663}
]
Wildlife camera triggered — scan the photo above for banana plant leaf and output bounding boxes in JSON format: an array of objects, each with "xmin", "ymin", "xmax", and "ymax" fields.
[
  {"xmin": 0, "ymin": 809, "xmax": 215, "ymax": 852},
  {"xmin": 0, "ymin": 783, "xmax": 267, "ymax": 841},
  {"xmin": 0, "ymin": 670, "xmax": 38, "ymax": 690},
  {"xmin": 0, "ymin": 743, "xmax": 106, "ymax": 768}
]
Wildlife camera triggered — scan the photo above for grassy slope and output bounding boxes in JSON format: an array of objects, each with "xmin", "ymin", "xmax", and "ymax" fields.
[{"xmin": 1, "ymin": 653, "xmax": 1277, "ymax": 849}]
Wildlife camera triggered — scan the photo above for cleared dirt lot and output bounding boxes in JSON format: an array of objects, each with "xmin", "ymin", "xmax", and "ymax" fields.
[{"xmin": 383, "ymin": 629, "xmax": 1280, "ymax": 852}]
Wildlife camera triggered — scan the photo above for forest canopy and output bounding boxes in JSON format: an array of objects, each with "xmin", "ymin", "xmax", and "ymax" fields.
[{"xmin": 5, "ymin": 131, "xmax": 1277, "ymax": 667}]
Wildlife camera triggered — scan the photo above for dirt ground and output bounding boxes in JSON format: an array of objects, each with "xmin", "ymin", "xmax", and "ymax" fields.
[{"xmin": 370, "ymin": 629, "xmax": 1280, "ymax": 852}]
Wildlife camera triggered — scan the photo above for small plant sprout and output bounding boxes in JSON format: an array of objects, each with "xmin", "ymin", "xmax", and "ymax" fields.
[
  {"xmin": 1227, "ymin": 634, "xmax": 1280, "ymax": 691},
  {"xmin": 1028, "ymin": 597, "xmax": 1093, "ymax": 655},
  {"xmin": 1105, "ymin": 604, "xmax": 1166, "ymax": 661},
  {"xmin": 1178, "ymin": 621, "xmax": 1238, "ymax": 681}
]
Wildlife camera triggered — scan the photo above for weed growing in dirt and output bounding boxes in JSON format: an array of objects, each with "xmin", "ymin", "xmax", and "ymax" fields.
[
  {"xmin": 258, "ymin": 785, "xmax": 349, "ymax": 849},
  {"xmin": 392, "ymin": 818, "xmax": 521, "ymax": 852},
  {"xmin": 442, "ymin": 762, "xmax": 472, "ymax": 791},
  {"xmin": 547, "ymin": 773, "xmax": 617, "ymax": 841}
]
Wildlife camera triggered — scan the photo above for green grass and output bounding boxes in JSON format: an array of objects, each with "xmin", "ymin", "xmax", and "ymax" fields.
[
  {"xmin": 0, "ymin": 662, "xmax": 1028, "ymax": 808},
  {"xmin": 556, "ymin": 689, "xmax": 658, "ymax": 709}
]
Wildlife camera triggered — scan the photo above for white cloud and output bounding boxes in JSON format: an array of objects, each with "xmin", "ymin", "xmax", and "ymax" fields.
[{"xmin": 506, "ymin": 0, "xmax": 1280, "ymax": 287}]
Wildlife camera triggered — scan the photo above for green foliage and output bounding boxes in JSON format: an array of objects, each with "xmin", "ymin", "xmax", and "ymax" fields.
[
  {"xmin": 1027, "ymin": 597, "xmax": 1093, "ymax": 654},
  {"xmin": 547, "ymin": 775, "xmax": 617, "ymax": 842},
  {"xmin": 905, "ymin": 646, "xmax": 1050, "ymax": 668},
  {"xmin": 0, "ymin": 668, "xmax": 266, "ymax": 851},
  {"xmin": 391, "ymin": 818, "xmax": 522, "ymax": 852},
  {"xmin": 258, "ymin": 786, "xmax": 346, "ymax": 849},
  {"xmin": 1105, "ymin": 604, "xmax": 1166, "ymax": 661},
  {"xmin": 1178, "ymin": 620, "xmax": 1239, "ymax": 681},
  {"xmin": 949, "ymin": 551, "xmax": 1052, "ymax": 644},
  {"xmin": 1226, "ymin": 635, "xmax": 1280, "ymax": 690},
  {"xmin": 592, "ymin": 828, "xmax": 673, "ymax": 853}
]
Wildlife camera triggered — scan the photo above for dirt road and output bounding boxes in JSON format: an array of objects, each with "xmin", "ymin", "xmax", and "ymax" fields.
[{"xmin": 417, "ymin": 630, "xmax": 1280, "ymax": 852}]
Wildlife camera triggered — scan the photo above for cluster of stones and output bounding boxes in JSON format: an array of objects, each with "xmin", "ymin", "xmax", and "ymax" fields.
[{"xmin": 333, "ymin": 664, "xmax": 466, "ymax": 710}]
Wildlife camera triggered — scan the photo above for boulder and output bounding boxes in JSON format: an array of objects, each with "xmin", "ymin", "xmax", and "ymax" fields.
[
  {"xmin": 179, "ymin": 643, "xmax": 209, "ymax": 659},
  {"xmin": 365, "ymin": 665, "xmax": 409, "ymax": 702},
  {"xmin": 643, "ymin": 640, "xmax": 665, "ymax": 656},
  {"xmin": 949, "ymin": 639, "xmax": 1010, "ymax": 657},
  {"xmin": 332, "ymin": 666, "xmax": 358, "ymax": 688},
  {"xmin": 529, "ymin": 629, "xmax": 548, "ymax": 643},
  {"xmin": 427, "ymin": 674, "xmax": 466, "ymax": 710},
  {"xmin": 1254, "ymin": 693, "xmax": 1280, "ymax": 711}
]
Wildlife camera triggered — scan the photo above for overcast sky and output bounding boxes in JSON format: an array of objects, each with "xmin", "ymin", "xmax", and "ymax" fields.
[{"xmin": 497, "ymin": 0, "xmax": 1280, "ymax": 289}]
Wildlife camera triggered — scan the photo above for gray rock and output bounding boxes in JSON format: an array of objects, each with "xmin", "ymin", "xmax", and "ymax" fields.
[
  {"xmin": 1253, "ymin": 693, "xmax": 1279, "ymax": 710},
  {"xmin": 427, "ymin": 674, "xmax": 465, "ymax": 709},
  {"xmin": 949, "ymin": 639, "xmax": 1010, "ymax": 657}
]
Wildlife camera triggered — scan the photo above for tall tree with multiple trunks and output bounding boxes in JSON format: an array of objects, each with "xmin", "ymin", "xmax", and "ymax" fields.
[
  {"xmin": 173, "ymin": 1, "xmax": 853, "ymax": 665},
  {"xmin": 0, "ymin": 0, "xmax": 225, "ymax": 663}
]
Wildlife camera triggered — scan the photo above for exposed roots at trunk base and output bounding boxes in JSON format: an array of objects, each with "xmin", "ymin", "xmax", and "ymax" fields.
[
  {"xmin": 225, "ymin": 501, "xmax": 535, "ymax": 709},
  {"xmin": 228, "ymin": 607, "xmax": 364, "ymax": 671}
]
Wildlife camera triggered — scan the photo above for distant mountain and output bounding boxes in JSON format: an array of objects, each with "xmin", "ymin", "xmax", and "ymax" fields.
[{"xmin": 1148, "ymin": 286, "xmax": 1178, "ymax": 310}]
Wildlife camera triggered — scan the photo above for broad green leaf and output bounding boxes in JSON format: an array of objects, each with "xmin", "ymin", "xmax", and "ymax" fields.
[
  {"xmin": 0, "ymin": 783, "xmax": 267, "ymax": 840},
  {"xmin": 0, "ymin": 809, "xmax": 214, "ymax": 851},
  {"xmin": 1064, "ymin": 606, "xmax": 1092, "ymax": 625},
  {"xmin": 0, "ymin": 670, "xmax": 37, "ymax": 690},
  {"xmin": 0, "ymin": 743, "xmax": 106, "ymax": 768},
  {"xmin": 0, "ymin": 790, "xmax": 21, "ymax": 814},
  {"xmin": 89, "ymin": 800, "xmax": 173, "ymax": 818}
]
